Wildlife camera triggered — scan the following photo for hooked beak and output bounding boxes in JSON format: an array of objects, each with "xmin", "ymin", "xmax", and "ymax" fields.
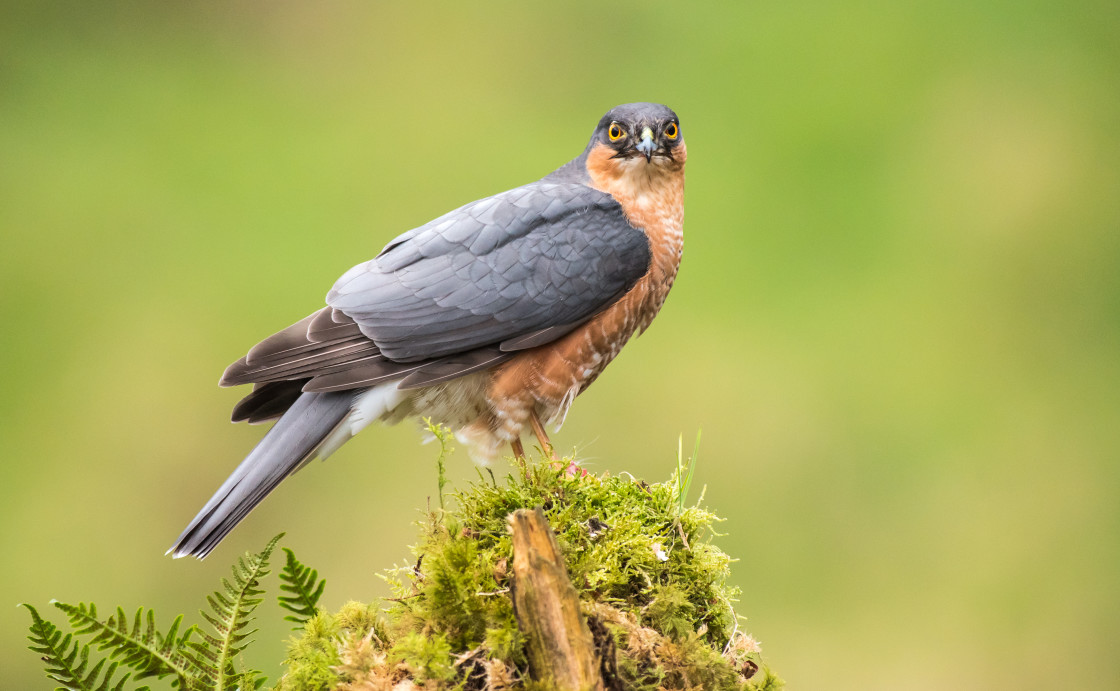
[{"xmin": 635, "ymin": 126, "xmax": 656, "ymax": 162}]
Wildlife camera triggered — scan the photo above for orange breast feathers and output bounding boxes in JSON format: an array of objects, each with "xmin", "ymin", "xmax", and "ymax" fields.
[
  {"xmin": 585, "ymin": 139, "xmax": 686, "ymax": 292},
  {"xmin": 485, "ymin": 141, "xmax": 686, "ymax": 431}
]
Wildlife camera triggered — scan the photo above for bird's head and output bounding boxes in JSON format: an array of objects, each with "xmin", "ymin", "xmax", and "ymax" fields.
[
  {"xmin": 592, "ymin": 103, "xmax": 683, "ymax": 163},
  {"xmin": 584, "ymin": 103, "xmax": 685, "ymax": 195}
]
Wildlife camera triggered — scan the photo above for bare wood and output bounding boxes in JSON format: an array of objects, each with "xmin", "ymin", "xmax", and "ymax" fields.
[{"xmin": 509, "ymin": 508, "xmax": 604, "ymax": 691}]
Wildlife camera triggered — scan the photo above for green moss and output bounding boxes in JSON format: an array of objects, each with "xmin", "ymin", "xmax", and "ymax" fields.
[
  {"xmin": 278, "ymin": 602, "xmax": 385, "ymax": 691},
  {"xmin": 277, "ymin": 610, "xmax": 343, "ymax": 691},
  {"xmin": 390, "ymin": 631, "xmax": 455, "ymax": 684},
  {"xmin": 280, "ymin": 449, "xmax": 782, "ymax": 690}
]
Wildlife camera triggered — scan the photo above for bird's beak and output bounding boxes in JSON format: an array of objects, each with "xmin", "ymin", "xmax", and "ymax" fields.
[{"xmin": 635, "ymin": 127, "xmax": 656, "ymax": 162}]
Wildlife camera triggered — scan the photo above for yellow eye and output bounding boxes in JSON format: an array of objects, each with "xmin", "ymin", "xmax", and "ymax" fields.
[
  {"xmin": 664, "ymin": 122, "xmax": 679, "ymax": 139},
  {"xmin": 608, "ymin": 122, "xmax": 625, "ymax": 141}
]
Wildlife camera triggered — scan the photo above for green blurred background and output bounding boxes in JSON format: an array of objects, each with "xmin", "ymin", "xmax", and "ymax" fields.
[{"xmin": 2, "ymin": 2, "xmax": 1118, "ymax": 688}]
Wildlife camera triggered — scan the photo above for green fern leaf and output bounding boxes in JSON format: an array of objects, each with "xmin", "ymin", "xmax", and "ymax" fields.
[
  {"xmin": 182, "ymin": 533, "xmax": 282, "ymax": 691},
  {"xmin": 52, "ymin": 601, "xmax": 197, "ymax": 687},
  {"xmin": 277, "ymin": 547, "xmax": 326, "ymax": 628},
  {"xmin": 22, "ymin": 603, "xmax": 133, "ymax": 691}
]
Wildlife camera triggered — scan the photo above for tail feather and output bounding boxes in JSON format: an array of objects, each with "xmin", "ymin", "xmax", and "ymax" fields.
[{"xmin": 169, "ymin": 391, "xmax": 354, "ymax": 559}]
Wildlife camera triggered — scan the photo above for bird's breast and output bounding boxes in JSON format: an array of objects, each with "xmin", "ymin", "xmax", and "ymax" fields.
[
  {"xmin": 487, "ymin": 269, "xmax": 671, "ymax": 434},
  {"xmin": 486, "ymin": 152, "xmax": 686, "ymax": 431}
]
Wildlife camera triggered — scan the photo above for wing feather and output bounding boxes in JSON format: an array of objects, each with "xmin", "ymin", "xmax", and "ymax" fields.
[
  {"xmin": 222, "ymin": 179, "xmax": 650, "ymax": 416},
  {"xmin": 329, "ymin": 181, "xmax": 650, "ymax": 362}
]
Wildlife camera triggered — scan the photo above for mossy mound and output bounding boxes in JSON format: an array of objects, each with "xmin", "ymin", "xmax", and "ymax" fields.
[{"xmin": 279, "ymin": 455, "xmax": 782, "ymax": 690}]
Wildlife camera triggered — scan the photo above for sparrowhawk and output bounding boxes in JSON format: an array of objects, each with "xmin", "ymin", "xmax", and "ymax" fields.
[{"xmin": 170, "ymin": 102, "xmax": 687, "ymax": 558}]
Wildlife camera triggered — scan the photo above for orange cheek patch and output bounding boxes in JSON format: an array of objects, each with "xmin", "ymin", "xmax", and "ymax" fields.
[
  {"xmin": 586, "ymin": 142, "xmax": 624, "ymax": 185},
  {"xmin": 672, "ymin": 141, "xmax": 688, "ymax": 165}
]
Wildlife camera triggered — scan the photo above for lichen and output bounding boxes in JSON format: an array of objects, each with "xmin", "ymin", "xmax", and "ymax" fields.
[{"xmin": 277, "ymin": 454, "xmax": 782, "ymax": 690}]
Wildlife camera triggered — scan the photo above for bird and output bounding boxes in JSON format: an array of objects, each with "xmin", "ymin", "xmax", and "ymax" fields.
[{"xmin": 170, "ymin": 102, "xmax": 687, "ymax": 558}]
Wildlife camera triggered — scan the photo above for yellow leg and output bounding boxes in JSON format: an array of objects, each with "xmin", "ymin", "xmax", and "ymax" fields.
[
  {"xmin": 528, "ymin": 409, "xmax": 557, "ymax": 461},
  {"xmin": 511, "ymin": 437, "xmax": 525, "ymax": 460}
]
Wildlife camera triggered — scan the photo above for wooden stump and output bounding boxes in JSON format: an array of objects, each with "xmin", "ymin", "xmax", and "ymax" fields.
[{"xmin": 508, "ymin": 507, "xmax": 604, "ymax": 691}]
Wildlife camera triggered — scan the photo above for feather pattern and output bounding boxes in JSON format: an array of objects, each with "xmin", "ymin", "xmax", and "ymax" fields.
[
  {"xmin": 328, "ymin": 182, "xmax": 651, "ymax": 362},
  {"xmin": 219, "ymin": 183, "xmax": 651, "ymax": 409}
]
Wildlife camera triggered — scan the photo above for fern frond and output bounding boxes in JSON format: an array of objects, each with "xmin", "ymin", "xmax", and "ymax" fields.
[
  {"xmin": 277, "ymin": 547, "xmax": 326, "ymax": 628},
  {"xmin": 183, "ymin": 533, "xmax": 282, "ymax": 691},
  {"xmin": 52, "ymin": 601, "xmax": 196, "ymax": 687},
  {"xmin": 23, "ymin": 604, "xmax": 133, "ymax": 691}
]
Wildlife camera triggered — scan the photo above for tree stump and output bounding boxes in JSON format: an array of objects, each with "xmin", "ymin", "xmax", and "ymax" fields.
[{"xmin": 508, "ymin": 507, "xmax": 604, "ymax": 691}]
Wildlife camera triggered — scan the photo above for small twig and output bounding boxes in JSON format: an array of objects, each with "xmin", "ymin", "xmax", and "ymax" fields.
[
  {"xmin": 675, "ymin": 520, "xmax": 692, "ymax": 552},
  {"xmin": 453, "ymin": 646, "xmax": 485, "ymax": 668}
]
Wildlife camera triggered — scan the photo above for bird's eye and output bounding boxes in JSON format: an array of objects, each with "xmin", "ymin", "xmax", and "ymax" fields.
[
  {"xmin": 608, "ymin": 123, "xmax": 626, "ymax": 141},
  {"xmin": 664, "ymin": 122, "xmax": 679, "ymax": 139}
]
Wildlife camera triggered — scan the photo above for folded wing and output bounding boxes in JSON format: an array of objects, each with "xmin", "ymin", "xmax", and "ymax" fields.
[{"xmin": 221, "ymin": 180, "xmax": 651, "ymax": 416}]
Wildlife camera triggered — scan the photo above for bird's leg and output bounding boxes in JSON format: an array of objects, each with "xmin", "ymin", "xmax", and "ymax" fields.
[
  {"xmin": 529, "ymin": 408, "xmax": 586, "ymax": 477},
  {"xmin": 510, "ymin": 437, "xmax": 529, "ymax": 478},
  {"xmin": 528, "ymin": 409, "xmax": 558, "ymax": 462}
]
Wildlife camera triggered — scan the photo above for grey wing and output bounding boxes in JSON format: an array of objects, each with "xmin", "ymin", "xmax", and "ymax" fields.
[
  {"xmin": 327, "ymin": 181, "xmax": 651, "ymax": 362},
  {"xmin": 220, "ymin": 180, "xmax": 649, "ymax": 411}
]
